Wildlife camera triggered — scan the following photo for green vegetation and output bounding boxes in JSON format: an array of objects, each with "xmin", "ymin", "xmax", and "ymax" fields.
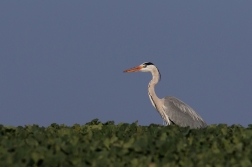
[{"xmin": 0, "ymin": 119, "xmax": 252, "ymax": 167}]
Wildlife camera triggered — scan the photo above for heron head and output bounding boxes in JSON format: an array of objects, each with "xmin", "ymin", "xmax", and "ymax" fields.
[{"xmin": 123, "ymin": 62, "xmax": 156, "ymax": 73}]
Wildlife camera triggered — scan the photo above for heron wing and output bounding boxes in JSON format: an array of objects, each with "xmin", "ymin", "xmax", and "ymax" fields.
[{"xmin": 162, "ymin": 96, "xmax": 207, "ymax": 128}]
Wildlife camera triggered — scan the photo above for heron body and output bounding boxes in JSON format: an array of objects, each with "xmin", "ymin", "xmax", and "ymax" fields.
[{"xmin": 124, "ymin": 62, "xmax": 207, "ymax": 129}]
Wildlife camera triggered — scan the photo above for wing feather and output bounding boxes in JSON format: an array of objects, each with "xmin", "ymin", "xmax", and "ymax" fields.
[{"xmin": 162, "ymin": 96, "xmax": 207, "ymax": 128}]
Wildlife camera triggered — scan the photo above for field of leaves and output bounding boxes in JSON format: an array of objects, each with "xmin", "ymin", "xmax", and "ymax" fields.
[{"xmin": 0, "ymin": 119, "xmax": 252, "ymax": 167}]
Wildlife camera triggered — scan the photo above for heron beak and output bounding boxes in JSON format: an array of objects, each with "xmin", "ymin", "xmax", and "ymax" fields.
[{"xmin": 123, "ymin": 66, "xmax": 142, "ymax": 73}]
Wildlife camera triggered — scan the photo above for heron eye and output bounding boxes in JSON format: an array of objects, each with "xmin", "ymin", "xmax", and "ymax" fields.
[{"xmin": 143, "ymin": 64, "xmax": 147, "ymax": 68}]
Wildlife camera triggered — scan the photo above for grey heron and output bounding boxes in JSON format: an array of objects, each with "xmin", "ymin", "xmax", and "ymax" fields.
[{"xmin": 123, "ymin": 62, "xmax": 207, "ymax": 129}]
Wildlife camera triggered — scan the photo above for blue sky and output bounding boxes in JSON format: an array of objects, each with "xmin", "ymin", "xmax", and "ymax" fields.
[{"xmin": 1, "ymin": 1, "xmax": 252, "ymax": 127}]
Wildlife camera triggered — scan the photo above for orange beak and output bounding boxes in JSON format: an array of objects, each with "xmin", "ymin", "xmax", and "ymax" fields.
[{"xmin": 123, "ymin": 66, "xmax": 142, "ymax": 73}]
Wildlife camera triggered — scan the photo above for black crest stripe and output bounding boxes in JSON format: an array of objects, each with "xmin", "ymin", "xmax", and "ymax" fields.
[{"xmin": 144, "ymin": 62, "xmax": 154, "ymax": 65}]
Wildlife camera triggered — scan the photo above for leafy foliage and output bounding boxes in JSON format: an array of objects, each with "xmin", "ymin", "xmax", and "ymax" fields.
[{"xmin": 0, "ymin": 120, "xmax": 252, "ymax": 167}]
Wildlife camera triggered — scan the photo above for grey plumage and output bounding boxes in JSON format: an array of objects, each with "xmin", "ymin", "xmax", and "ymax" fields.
[{"xmin": 162, "ymin": 96, "xmax": 207, "ymax": 128}]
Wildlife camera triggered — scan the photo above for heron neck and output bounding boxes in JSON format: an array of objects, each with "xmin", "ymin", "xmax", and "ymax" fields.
[{"xmin": 148, "ymin": 69, "xmax": 162, "ymax": 111}]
